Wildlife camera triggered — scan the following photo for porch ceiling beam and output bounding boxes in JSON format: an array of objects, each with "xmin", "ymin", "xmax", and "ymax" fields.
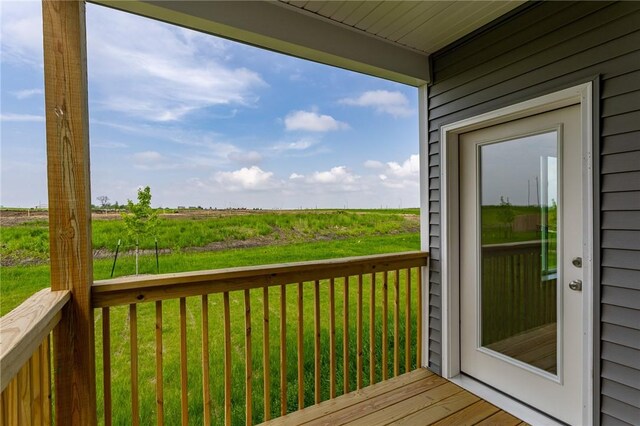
[{"xmin": 90, "ymin": 0, "xmax": 430, "ymax": 86}]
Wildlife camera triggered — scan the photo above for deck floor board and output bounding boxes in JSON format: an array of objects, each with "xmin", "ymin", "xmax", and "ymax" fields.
[{"xmin": 260, "ymin": 369, "xmax": 526, "ymax": 426}]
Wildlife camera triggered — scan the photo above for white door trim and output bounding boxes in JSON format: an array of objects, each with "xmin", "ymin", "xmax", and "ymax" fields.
[{"xmin": 439, "ymin": 83, "xmax": 594, "ymax": 424}]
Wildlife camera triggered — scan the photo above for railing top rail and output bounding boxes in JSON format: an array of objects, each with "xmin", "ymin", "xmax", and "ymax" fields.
[
  {"xmin": 92, "ymin": 251, "xmax": 429, "ymax": 308},
  {"xmin": 0, "ymin": 288, "xmax": 70, "ymax": 392},
  {"xmin": 482, "ymin": 240, "xmax": 542, "ymax": 251}
]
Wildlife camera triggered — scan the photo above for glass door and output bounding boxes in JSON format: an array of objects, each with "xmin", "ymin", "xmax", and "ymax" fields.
[{"xmin": 459, "ymin": 104, "xmax": 584, "ymax": 425}]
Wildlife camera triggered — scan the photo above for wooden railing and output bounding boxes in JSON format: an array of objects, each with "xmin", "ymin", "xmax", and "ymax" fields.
[
  {"xmin": 481, "ymin": 241, "xmax": 557, "ymax": 345},
  {"xmin": 92, "ymin": 251, "xmax": 428, "ymax": 425},
  {"xmin": 0, "ymin": 288, "xmax": 70, "ymax": 425}
]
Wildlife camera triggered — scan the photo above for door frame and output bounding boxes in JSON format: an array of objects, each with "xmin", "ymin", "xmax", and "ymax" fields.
[{"xmin": 439, "ymin": 82, "xmax": 594, "ymax": 423}]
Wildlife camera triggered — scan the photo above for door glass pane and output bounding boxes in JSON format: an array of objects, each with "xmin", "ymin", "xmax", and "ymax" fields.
[{"xmin": 479, "ymin": 131, "xmax": 558, "ymax": 375}]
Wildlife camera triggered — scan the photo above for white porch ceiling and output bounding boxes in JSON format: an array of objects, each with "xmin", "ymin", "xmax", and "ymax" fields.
[
  {"xmin": 279, "ymin": 1, "xmax": 525, "ymax": 54},
  {"xmin": 91, "ymin": 1, "xmax": 525, "ymax": 86}
]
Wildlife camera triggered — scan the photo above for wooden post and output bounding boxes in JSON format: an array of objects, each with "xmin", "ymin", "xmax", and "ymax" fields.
[{"xmin": 42, "ymin": 0, "xmax": 96, "ymax": 424}]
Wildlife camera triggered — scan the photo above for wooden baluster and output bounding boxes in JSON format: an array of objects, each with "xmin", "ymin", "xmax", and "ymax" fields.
[
  {"xmin": 382, "ymin": 272, "xmax": 389, "ymax": 381},
  {"xmin": 155, "ymin": 301, "xmax": 163, "ymax": 426},
  {"xmin": 280, "ymin": 285, "xmax": 287, "ymax": 416},
  {"xmin": 313, "ymin": 280, "xmax": 321, "ymax": 404},
  {"xmin": 262, "ymin": 287, "xmax": 270, "ymax": 421},
  {"xmin": 130, "ymin": 304, "xmax": 139, "ymax": 426},
  {"xmin": 43, "ymin": 336, "xmax": 51, "ymax": 426},
  {"xmin": 102, "ymin": 307, "xmax": 112, "ymax": 426},
  {"xmin": 394, "ymin": 270, "xmax": 400, "ymax": 377},
  {"xmin": 36, "ymin": 338, "xmax": 50, "ymax": 426},
  {"xmin": 6, "ymin": 371, "xmax": 17, "ymax": 425},
  {"xmin": 297, "ymin": 282, "xmax": 304, "ymax": 410},
  {"xmin": 357, "ymin": 274, "xmax": 363, "ymax": 390},
  {"xmin": 369, "ymin": 273, "xmax": 375, "ymax": 385},
  {"xmin": 329, "ymin": 278, "xmax": 336, "ymax": 399},
  {"xmin": 223, "ymin": 292, "xmax": 232, "ymax": 426},
  {"xmin": 417, "ymin": 267, "xmax": 423, "ymax": 368},
  {"xmin": 202, "ymin": 296, "xmax": 211, "ymax": 425},
  {"xmin": 405, "ymin": 268, "xmax": 411, "ymax": 373},
  {"xmin": 343, "ymin": 276, "xmax": 349, "ymax": 395},
  {"xmin": 245, "ymin": 290, "xmax": 252, "ymax": 426},
  {"xmin": 18, "ymin": 349, "xmax": 31, "ymax": 424},
  {"xmin": 179, "ymin": 298, "xmax": 188, "ymax": 426},
  {"xmin": 29, "ymin": 341, "xmax": 41, "ymax": 425}
]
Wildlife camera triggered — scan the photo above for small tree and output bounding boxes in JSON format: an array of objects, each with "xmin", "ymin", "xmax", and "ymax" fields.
[
  {"xmin": 121, "ymin": 186, "xmax": 158, "ymax": 275},
  {"xmin": 97, "ymin": 195, "xmax": 110, "ymax": 213}
]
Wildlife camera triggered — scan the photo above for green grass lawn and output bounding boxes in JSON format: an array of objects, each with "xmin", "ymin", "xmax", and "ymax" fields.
[
  {"xmin": 1, "ymin": 209, "xmax": 421, "ymax": 425},
  {"xmin": 1, "ymin": 210, "xmax": 417, "ymax": 265}
]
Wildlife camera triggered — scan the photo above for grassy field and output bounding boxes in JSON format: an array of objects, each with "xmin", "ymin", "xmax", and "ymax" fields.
[{"xmin": 1, "ymin": 209, "xmax": 421, "ymax": 425}]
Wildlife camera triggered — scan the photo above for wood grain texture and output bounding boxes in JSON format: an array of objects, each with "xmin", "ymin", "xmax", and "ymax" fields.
[
  {"xmin": 0, "ymin": 338, "xmax": 52, "ymax": 426},
  {"xmin": 155, "ymin": 301, "xmax": 163, "ymax": 426},
  {"xmin": 369, "ymin": 273, "xmax": 376, "ymax": 385},
  {"xmin": 130, "ymin": 304, "xmax": 139, "ymax": 426},
  {"xmin": 417, "ymin": 267, "xmax": 423, "ymax": 367},
  {"xmin": 260, "ymin": 368, "xmax": 521, "ymax": 426},
  {"xmin": 405, "ymin": 268, "xmax": 411, "ymax": 373},
  {"xmin": 382, "ymin": 272, "xmax": 389, "ymax": 380},
  {"xmin": 297, "ymin": 282, "xmax": 304, "ymax": 409},
  {"xmin": 314, "ymin": 280, "xmax": 321, "ymax": 404},
  {"xmin": 42, "ymin": 0, "xmax": 96, "ymax": 423},
  {"xmin": 92, "ymin": 252, "xmax": 429, "ymax": 308},
  {"xmin": 179, "ymin": 298, "xmax": 188, "ymax": 425},
  {"xmin": 0, "ymin": 289, "xmax": 69, "ymax": 392},
  {"xmin": 201, "ymin": 296, "xmax": 211, "ymax": 425},
  {"xmin": 357, "ymin": 274, "xmax": 363, "ymax": 390},
  {"xmin": 244, "ymin": 290, "xmax": 252, "ymax": 425},
  {"xmin": 262, "ymin": 287, "xmax": 271, "ymax": 421},
  {"xmin": 343, "ymin": 276, "xmax": 350, "ymax": 394},
  {"xmin": 394, "ymin": 269, "xmax": 400, "ymax": 377},
  {"xmin": 261, "ymin": 369, "xmax": 433, "ymax": 426},
  {"xmin": 223, "ymin": 292, "xmax": 232, "ymax": 425},
  {"xmin": 280, "ymin": 285, "xmax": 287, "ymax": 417},
  {"xmin": 102, "ymin": 307, "xmax": 111, "ymax": 426},
  {"xmin": 329, "ymin": 278, "xmax": 336, "ymax": 399}
]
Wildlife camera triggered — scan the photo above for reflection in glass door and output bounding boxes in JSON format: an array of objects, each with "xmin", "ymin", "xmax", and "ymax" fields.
[{"xmin": 478, "ymin": 131, "xmax": 559, "ymax": 375}]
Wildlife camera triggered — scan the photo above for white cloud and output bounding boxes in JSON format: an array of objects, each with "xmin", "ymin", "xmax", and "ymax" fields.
[
  {"xmin": 340, "ymin": 90, "xmax": 413, "ymax": 118},
  {"xmin": 272, "ymin": 138, "xmax": 318, "ymax": 151},
  {"xmin": 284, "ymin": 110, "xmax": 348, "ymax": 132},
  {"xmin": 0, "ymin": 113, "xmax": 44, "ymax": 122},
  {"xmin": 85, "ymin": 5, "xmax": 265, "ymax": 122},
  {"xmin": 364, "ymin": 160, "xmax": 385, "ymax": 169},
  {"xmin": 14, "ymin": 88, "xmax": 43, "ymax": 99},
  {"xmin": 386, "ymin": 154, "xmax": 419, "ymax": 178},
  {"xmin": 289, "ymin": 173, "xmax": 304, "ymax": 180},
  {"xmin": 213, "ymin": 166, "xmax": 276, "ymax": 190},
  {"xmin": 375, "ymin": 154, "xmax": 420, "ymax": 189},
  {"xmin": 308, "ymin": 166, "xmax": 358, "ymax": 184}
]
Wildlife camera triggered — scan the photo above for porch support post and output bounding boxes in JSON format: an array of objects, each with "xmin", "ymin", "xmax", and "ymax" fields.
[{"xmin": 42, "ymin": 0, "xmax": 97, "ymax": 424}]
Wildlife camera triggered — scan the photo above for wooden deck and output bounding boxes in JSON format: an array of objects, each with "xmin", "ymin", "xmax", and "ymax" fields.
[{"xmin": 261, "ymin": 369, "xmax": 526, "ymax": 426}]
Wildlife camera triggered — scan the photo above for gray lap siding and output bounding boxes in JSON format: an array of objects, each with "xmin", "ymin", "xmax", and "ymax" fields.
[{"xmin": 426, "ymin": 2, "xmax": 640, "ymax": 424}]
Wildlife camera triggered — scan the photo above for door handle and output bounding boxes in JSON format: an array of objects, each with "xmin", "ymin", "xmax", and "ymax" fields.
[{"xmin": 569, "ymin": 279, "xmax": 582, "ymax": 291}]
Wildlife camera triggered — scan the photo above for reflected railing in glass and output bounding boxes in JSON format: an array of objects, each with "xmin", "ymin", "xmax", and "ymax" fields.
[{"xmin": 478, "ymin": 131, "xmax": 559, "ymax": 374}]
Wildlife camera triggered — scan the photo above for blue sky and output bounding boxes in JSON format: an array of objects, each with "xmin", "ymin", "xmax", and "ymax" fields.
[{"xmin": 1, "ymin": 1, "xmax": 419, "ymax": 209}]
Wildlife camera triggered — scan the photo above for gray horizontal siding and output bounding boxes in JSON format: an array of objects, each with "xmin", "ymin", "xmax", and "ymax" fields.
[{"xmin": 426, "ymin": 2, "xmax": 640, "ymax": 424}]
